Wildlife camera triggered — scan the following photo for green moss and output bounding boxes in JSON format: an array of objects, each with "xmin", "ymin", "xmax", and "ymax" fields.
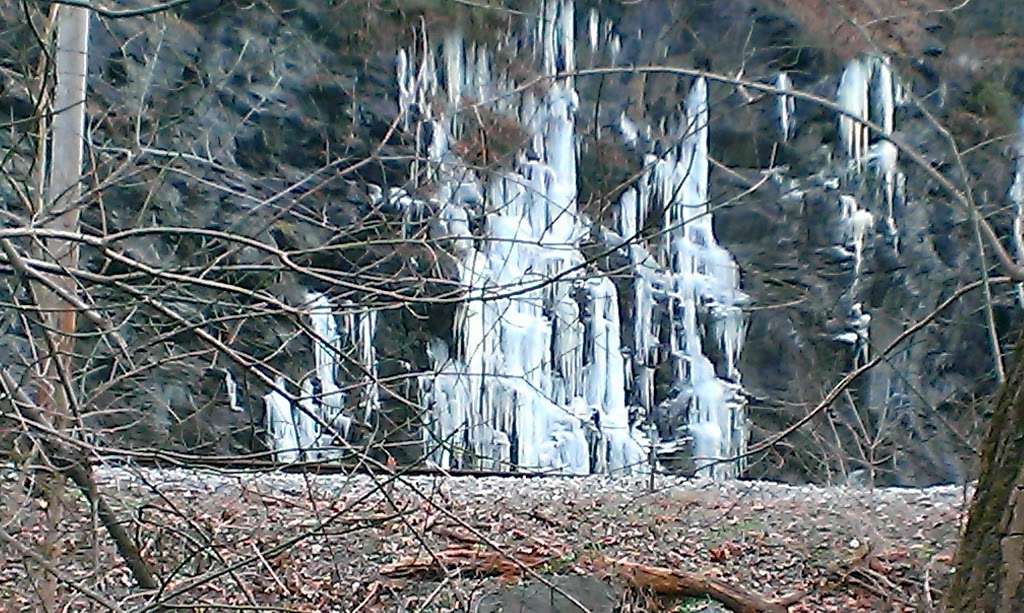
[
  {"xmin": 702, "ymin": 516, "xmax": 768, "ymax": 547},
  {"xmin": 674, "ymin": 596, "xmax": 716, "ymax": 612},
  {"xmin": 964, "ymin": 79, "xmax": 1017, "ymax": 133}
]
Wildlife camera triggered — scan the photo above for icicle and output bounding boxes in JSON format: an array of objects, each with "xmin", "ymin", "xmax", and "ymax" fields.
[
  {"xmin": 558, "ymin": 0, "xmax": 574, "ymax": 77},
  {"xmin": 307, "ymin": 292, "xmax": 343, "ymax": 410},
  {"xmin": 396, "ymin": 49, "xmax": 412, "ymax": 129},
  {"xmin": 224, "ymin": 370, "xmax": 242, "ymax": 412},
  {"xmin": 838, "ymin": 58, "xmax": 870, "ymax": 165},
  {"xmin": 609, "ymin": 34, "xmax": 621, "ymax": 65},
  {"xmin": 586, "ymin": 277, "xmax": 645, "ymax": 473},
  {"xmin": 264, "ymin": 377, "xmax": 300, "ymax": 463},
  {"xmin": 870, "ymin": 56, "xmax": 896, "ymax": 135},
  {"xmin": 340, "ymin": 304, "xmax": 380, "ymax": 420},
  {"xmin": 1011, "ymin": 108, "xmax": 1024, "ymax": 307},
  {"xmin": 618, "ymin": 111, "xmax": 639, "ymax": 149},
  {"xmin": 776, "ymin": 72, "xmax": 795, "ymax": 142},
  {"xmin": 443, "ymin": 30, "xmax": 464, "ymax": 112},
  {"xmin": 296, "ymin": 377, "xmax": 320, "ymax": 459},
  {"xmin": 839, "ymin": 194, "xmax": 874, "ymax": 273},
  {"xmin": 588, "ymin": 8, "xmax": 599, "ymax": 52}
]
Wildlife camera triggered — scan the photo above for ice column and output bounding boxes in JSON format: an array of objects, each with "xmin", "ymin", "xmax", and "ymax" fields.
[
  {"xmin": 831, "ymin": 56, "xmax": 904, "ymax": 361},
  {"xmin": 262, "ymin": 293, "xmax": 375, "ymax": 460},
  {"xmin": 224, "ymin": 370, "xmax": 241, "ymax": 412},
  {"xmin": 838, "ymin": 56, "xmax": 902, "ymax": 221},
  {"xmin": 866, "ymin": 56, "xmax": 900, "ymax": 225},
  {"xmin": 415, "ymin": 0, "xmax": 646, "ymax": 475},
  {"xmin": 777, "ymin": 72, "xmax": 795, "ymax": 142},
  {"xmin": 674, "ymin": 79, "xmax": 748, "ymax": 479},
  {"xmin": 264, "ymin": 377, "xmax": 300, "ymax": 463},
  {"xmin": 611, "ymin": 78, "xmax": 749, "ymax": 479},
  {"xmin": 1011, "ymin": 108, "xmax": 1024, "ymax": 307},
  {"xmin": 838, "ymin": 58, "xmax": 870, "ymax": 165},
  {"xmin": 340, "ymin": 305, "xmax": 380, "ymax": 420},
  {"xmin": 308, "ymin": 292, "xmax": 344, "ymax": 412}
]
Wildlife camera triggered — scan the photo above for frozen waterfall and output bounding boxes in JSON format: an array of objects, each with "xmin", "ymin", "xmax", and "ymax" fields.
[
  {"xmin": 610, "ymin": 78, "xmax": 748, "ymax": 478},
  {"xmin": 259, "ymin": 0, "xmax": 750, "ymax": 477},
  {"xmin": 408, "ymin": 0, "xmax": 747, "ymax": 477}
]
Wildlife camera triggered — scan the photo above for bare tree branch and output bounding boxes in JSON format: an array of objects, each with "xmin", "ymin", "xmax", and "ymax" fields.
[{"xmin": 34, "ymin": 0, "xmax": 192, "ymax": 19}]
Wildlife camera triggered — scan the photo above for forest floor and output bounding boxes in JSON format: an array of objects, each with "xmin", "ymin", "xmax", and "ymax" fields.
[{"xmin": 0, "ymin": 465, "xmax": 967, "ymax": 612}]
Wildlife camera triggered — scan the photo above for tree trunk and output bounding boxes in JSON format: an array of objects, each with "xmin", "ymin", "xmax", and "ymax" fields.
[
  {"xmin": 947, "ymin": 333, "xmax": 1024, "ymax": 611},
  {"xmin": 43, "ymin": 0, "xmax": 89, "ymax": 387},
  {"xmin": 35, "ymin": 6, "xmax": 89, "ymax": 607}
]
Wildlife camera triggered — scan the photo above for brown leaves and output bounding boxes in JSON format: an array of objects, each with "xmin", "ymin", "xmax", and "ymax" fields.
[
  {"xmin": 709, "ymin": 540, "xmax": 744, "ymax": 564},
  {"xmin": 0, "ymin": 468, "xmax": 965, "ymax": 611}
]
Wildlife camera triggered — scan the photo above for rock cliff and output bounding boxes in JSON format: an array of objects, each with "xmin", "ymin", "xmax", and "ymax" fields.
[{"xmin": 1, "ymin": 0, "xmax": 1021, "ymax": 485}]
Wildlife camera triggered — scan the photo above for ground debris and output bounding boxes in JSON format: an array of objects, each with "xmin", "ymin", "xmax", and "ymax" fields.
[{"xmin": 0, "ymin": 466, "xmax": 967, "ymax": 611}]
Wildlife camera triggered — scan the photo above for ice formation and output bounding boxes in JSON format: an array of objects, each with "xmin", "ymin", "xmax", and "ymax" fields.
[
  {"xmin": 224, "ymin": 369, "xmax": 241, "ymax": 412},
  {"xmin": 258, "ymin": 0, "xmax": 750, "ymax": 476},
  {"xmin": 838, "ymin": 56, "xmax": 903, "ymax": 220},
  {"xmin": 402, "ymin": 1, "xmax": 748, "ymax": 478},
  {"xmin": 777, "ymin": 72, "xmax": 795, "ymax": 142},
  {"xmin": 829, "ymin": 56, "xmax": 906, "ymax": 357},
  {"xmin": 256, "ymin": 3, "xmax": 946, "ymax": 476},
  {"xmin": 413, "ymin": 2, "xmax": 647, "ymax": 474},
  {"xmin": 264, "ymin": 377, "xmax": 300, "ymax": 463},
  {"xmin": 838, "ymin": 59, "xmax": 870, "ymax": 165},
  {"xmin": 263, "ymin": 293, "xmax": 376, "ymax": 461},
  {"xmin": 1011, "ymin": 108, "xmax": 1024, "ymax": 307},
  {"xmin": 604, "ymin": 79, "xmax": 749, "ymax": 478}
]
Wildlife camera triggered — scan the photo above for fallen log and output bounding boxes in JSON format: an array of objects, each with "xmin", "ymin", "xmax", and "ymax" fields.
[
  {"xmin": 606, "ymin": 558, "xmax": 797, "ymax": 613},
  {"xmin": 380, "ymin": 544, "xmax": 558, "ymax": 580}
]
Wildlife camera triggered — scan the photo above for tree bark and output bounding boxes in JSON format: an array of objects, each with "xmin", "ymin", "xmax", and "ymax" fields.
[
  {"xmin": 41, "ymin": 0, "xmax": 90, "ymax": 407},
  {"xmin": 34, "ymin": 7, "xmax": 90, "ymax": 606},
  {"xmin": 947, "ymin": 333, "xmax": 1024, "ymax": 611}
]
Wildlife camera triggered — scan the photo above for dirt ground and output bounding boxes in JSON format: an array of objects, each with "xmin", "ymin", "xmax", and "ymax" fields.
[{"xmin": 0, "ymin": 466, "xmax": 968, "ymax": 611}]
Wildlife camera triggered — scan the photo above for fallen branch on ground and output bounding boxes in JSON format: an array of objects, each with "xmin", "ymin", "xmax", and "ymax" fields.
[
  {"xmin": 604, "ymin": 557, "xmax": 803, "ymax": 613},
  {"xmin": 380, "ymin": 543, "xmax": 562, "ymax": 580}
]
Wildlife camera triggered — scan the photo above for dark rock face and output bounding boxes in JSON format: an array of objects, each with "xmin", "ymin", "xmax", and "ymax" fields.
[
  {"xmin": 0, "ymin": 0, "xmax": 1019, "ymax": 485},
  {"xmin": 575, "ymin": 0, "xmax": 1023, "ymax": 486}
]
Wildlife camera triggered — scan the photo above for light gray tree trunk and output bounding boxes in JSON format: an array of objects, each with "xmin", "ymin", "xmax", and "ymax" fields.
[
  {"xmin": 47, "ymin": 5, "xmax": 89, "ymax": 249},
  {"xmin": 35, "ymin": 6, "xmax": 89, "ymax": 607},
  {"xmin": 37, "ymin": 3, "xmax": 89, "ymax": 418}
]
